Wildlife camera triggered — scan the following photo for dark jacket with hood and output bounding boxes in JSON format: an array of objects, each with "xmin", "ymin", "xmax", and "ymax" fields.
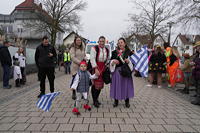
[
  {"xmin": 35, "ymin": 44, "xmax": 57, "ymax": 68},
  {"xmin": 0, "ymin": 45, "xmax": 12, "ymax": 66}
]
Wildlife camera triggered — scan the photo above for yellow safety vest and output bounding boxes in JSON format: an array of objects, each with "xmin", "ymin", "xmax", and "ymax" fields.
[{"xmin": 64, "ymin": 52, "xmax": 71, "ymax": 62}]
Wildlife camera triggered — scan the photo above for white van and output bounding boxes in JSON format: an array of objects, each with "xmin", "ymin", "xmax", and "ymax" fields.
[{"xmin": 85, "ymin": 43, "xmax": 111, "ymax": 61}]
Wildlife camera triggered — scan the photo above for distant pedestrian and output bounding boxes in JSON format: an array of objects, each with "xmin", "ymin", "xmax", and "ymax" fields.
[
  {"xmin": 13, "ymin": 61, "xmax": 22, "ymax": 87},
  {"xmin": 35, "ymin": 36, "xmax": 57, "ymax": 98},
  {"xmin": 14, "ymin": 47, "xmax": 26, "ymax": 84},
  {"xmin": 70, "ymin": 60, "xmax": 98, "ymax": 115},
  {"xmin": 57, "ymin": 50, "xmax": 63, "ymax": 71},
  {"xmin": 109, "ymin": 38, "xmax": 134, "ymax": 108},
  {"xmin": 64, "ymin": 49, "xmax": 71, "ymax": 74},
  {"xmin": 0, "ymin": 41, "xmax": 12, "ymax": 89},
  {"xmin": 69, "ymin": 36, "xmax": 86, "ymax": 100}
]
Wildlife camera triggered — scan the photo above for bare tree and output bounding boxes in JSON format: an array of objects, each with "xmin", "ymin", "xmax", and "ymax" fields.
[
  {"xmin": 129, "ymin": 0, "xmax": 177, "ymax": 48},
  {"xmin": 23, "ymin": 0, "xmax": 87, "ymax": 46},
  {"xmin": 174, "ymin": 0, "xmax": 200, "ymax": 31}
]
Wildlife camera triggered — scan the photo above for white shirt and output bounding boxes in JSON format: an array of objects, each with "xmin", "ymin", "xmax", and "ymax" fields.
[
  {"xmin": 14, "ymin": 66, "xmax": 22, "ymax": 80},
  {"xmin": 15, "ymin": 53, "xmax": 26, "ymax": 67}
]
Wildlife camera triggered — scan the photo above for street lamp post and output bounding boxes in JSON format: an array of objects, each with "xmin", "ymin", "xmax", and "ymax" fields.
[{"xmin": 167, "ymin": 22, "xmax": 174, "ymax": 45}]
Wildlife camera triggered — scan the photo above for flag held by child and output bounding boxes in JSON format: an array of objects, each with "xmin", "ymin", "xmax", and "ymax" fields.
[
  {"xmin": 130, "ymin": 46, "xmax": 148, "ymax": 77},
  {"xmin": 36, "ymin": 92, "xmax": 60, "ymax": 112}
]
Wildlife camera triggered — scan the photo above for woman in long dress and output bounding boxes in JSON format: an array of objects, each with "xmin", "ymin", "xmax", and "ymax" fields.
[{"xmin": 110, "ymin": 38, "xmax": 134, "ymax": 108}]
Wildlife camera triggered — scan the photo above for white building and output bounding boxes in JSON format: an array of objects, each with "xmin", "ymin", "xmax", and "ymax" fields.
[{"xmin": 0, "ymin": 0, "xmax": 64, "ymax": 48}]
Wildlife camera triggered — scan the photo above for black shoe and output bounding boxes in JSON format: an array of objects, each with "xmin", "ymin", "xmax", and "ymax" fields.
[
  {"xmin": 93, "ymin": 102, "xmax": 99, "ymax": 108},
  {"xmin": 113, "ymin": 100, "xmax": 118, "ymax": 107},
  {"xmin": 125, "ymin": 102, "xmax": 130, "ymax": 108},
  {"xmin": 191, "ymin": 100, "xmax": 200, "ymax": 105},
  {"xmin": 97, "ymin": 100, "xmax": 101, "ymax": 105},
  {"xmin": 180, "ymin": 89, "xmax": 189, "ymax": 94},
  {"xmin": 38, "ymin": 93, "xmax": 45, "ymax": 98}
]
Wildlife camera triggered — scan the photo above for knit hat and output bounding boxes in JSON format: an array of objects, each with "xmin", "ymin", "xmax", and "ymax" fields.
[{"xmin": 80, "ymin": 60, "xmax": 87, "ymax": 66}]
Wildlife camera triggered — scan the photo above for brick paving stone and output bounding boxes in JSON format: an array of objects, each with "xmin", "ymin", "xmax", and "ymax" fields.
[
  {"xmin": 2, "ymin": 112, "xmax": 17, "ymax": 117},
  {"xmin": 27, "ymin": 117, "xmax": 43, "ymax": 123},
  {"xmin": 124, "ymin": 118, "xmax": 139, "ymax": 124},
  {"xmin": 176, "ymin": 113, "xmax": 190, "ymax": 119},
  {"xmin": 120, "ymin": 108, "xmax": 133, "ymax": 113},
  {"xmin": 40, "ymin": 112, "xmax": 54, "ymax": 117},
  {"xmin": 0, "ymin": 123, "xmax": 15, "ymax": 131},
  {"xmin": 150, "ymin": 118, "xmax": 166, "ymax": 124},
  {"xmin": 163, "ymin": 125, "xmax": 182, "ymax": 132},
  {"xmin": 55, "ymin": 117, "xmax": 70, "ymax": 123},
  {"xmin": 83, "ymin": 118, "xmax": 96, "ymax": 124},
  {"xmin": 28, "ymin": 112, "xmax": 42, "ymax": 117},
  {"xmin": 57, "ymin": 124, "xmax": 74, "ymax": 132},
  {"xmin": 190, "ymin": 119, "xmax": 200, "ymax": 125},
  {"xmin": 15, "ymin": 112, "xmax": 30, "ymax": 117},
  {"xmin": 137, "ymin": 118, "xmax": 152, "ymax": 124},
  {"xmin": 104, "ymin": 113, "xmax": 116, "ymax": 118},
  {"xmin": 97, "ymin": 118, "xmax": 111, "ymax": 124},
  {"xmin": 13, "ymin": 117, "xmax": 30, "ymax": 123},
  {"xmin": 42, "ymin": 124, "xmax": 59, "ymax": 131},
  {"xmin": 79, "ymin": 113, "xmax": 91, "ymax": 118},
  {"xmin": 10, "ymin": 123, "xmax": 30, "ymax": 131},
  {"xmin": 163, "ymin": 118, "xmax": 180, "ymax": 124},
  {"xmin": 0, "ymin": 117, "xmax": 17, "ymax": 123},
  {"xmin": 89, "ymin": 124, "xmax": 104, "ymax": 132},
  {"xmin": 91, "ymin": 112, "xmax": 103, "ymax": 118},
  {"xmin": 152, "ymin": 113, "xmax": 166, "ymax": 118},
  {"xmin": 52, "ymin": 112, "xmax": 66, "ymax": 117},
  {"xmin": 109, "ymin": 108, "xmax": 121, "ymax": 113},
  {"xmin": 73, "ymin": 124, "xmax": 89, "ymax": 132},
  {"xmin": 128, "ymin": 113, "xmax": 141, "ymax": 118},
  {"xmin": 134, "ymin": 124, "xmax": 151, "ymax": 132},
  {"xmin": 116, "ymin": 113, "xmax": 129, "ymax": 118},
  {"xmin": 164, "ymin": 113, "xmax": 178, "ymax": 119},
  {"xmin": 149, "ymin": 125, "xmax": 166, "ymax": 132},
  {"xmin": 97, "ymin": 108, "xmax": 109, "ymax": 113},
  {"xmin": 140, "ymin": 113, "xmax": 154, "ymax": 118},
  {"xmin": 178, "ymin": 125, "xmax": 197, "ymax": 132},
  {"xmin": 176, "ymin": 118, "xmax": 194, "ymax": 125},
  {"xmin": 192, "ymin": 125, "xmax": 200, "ymax": 132},
  {"xmin": 119, "ymin": 124, "xmax": 136, "ymax": 132},
  {"xmin": 40, "ymin": 118, "xmax": 56, "ymax": 124},
  {"xmin": 105, "ymin": 124, "xmax": 120, "ymax": 132},
  {"xmin": 69, "ymin": 118, "xmax": 83, "ymax": 124},
  {"xmin": 111, "ymin": 118, "xmax": 125, "ymax": 124},
  {"xmin": 26, "ymin": 124, "xmax": 44, "ymax": 131}
]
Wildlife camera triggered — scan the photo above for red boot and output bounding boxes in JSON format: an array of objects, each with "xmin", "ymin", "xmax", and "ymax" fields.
[
  {"xmin": 72, "ymin": 107, "xmax": 80, "ymax": 115},
  {"xmin": 83, "ymin": 104, "xmax": 91, "ymax": 111}
]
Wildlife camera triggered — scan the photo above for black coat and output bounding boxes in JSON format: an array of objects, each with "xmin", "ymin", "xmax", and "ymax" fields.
[
  {"xmin": 35, "ymin": 44, "xmax": 57, "ymax": 68},
  {"xmin": 0, "ymin": 46, "xmax": 12, "ymax": 66}
]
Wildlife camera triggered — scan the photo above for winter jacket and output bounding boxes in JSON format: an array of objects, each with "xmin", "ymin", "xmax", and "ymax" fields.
[
  {"xmin": 192, "ymin": 54, "xmax": 200, "ymax": 80},
  {"xmin": 35, "ymin": 44, "xmax": 57, "ymax": 68},
  {"xmin": 0, "ymin": 46, "xmax": 12, "ymax": 66}
]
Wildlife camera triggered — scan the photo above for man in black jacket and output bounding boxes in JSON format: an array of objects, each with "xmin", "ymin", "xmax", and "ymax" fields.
[
  {"xmin": 0, "ymin": 41, "xmax": 12, "ymax": 89},
  {"xmin": 35, "ymin": 36, "xmax": 57, "ymax": 98}
]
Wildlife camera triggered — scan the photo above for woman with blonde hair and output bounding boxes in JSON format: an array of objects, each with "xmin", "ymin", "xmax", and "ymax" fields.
[{"xmin": 69, "ymin": 36, "xmax": 86, "ymax": 100}]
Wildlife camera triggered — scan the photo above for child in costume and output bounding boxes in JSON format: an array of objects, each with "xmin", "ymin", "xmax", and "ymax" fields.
[{"xmin": 70, "ymin": 60, "xmax": 98, "ymax": 115}]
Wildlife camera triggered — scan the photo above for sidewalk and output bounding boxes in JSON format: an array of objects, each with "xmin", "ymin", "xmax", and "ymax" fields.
[{"xmin": 0, "ymin": 72, "xmax": 200, "ymax": 132}]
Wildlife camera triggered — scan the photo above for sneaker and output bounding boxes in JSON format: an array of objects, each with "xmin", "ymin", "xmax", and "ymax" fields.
[
  {"xmin": 72, "ymin": 107, "xmax": 81, "ymax": 115},
  {"xmin": 93, "ymin": 102, "xmax": 99, "ymax": 108},
  {"xmin": 3, "ymin": 85, "xmax": 12, "ymax": 89},
  {"xmin": 83, "ymin": 104, "xmax": 91, "ymax": 111},
  {"xmin": 146, "ymin": 84, "xmax": 152, "ymax": 87},
  {"xmin": 168, "ymin": 84, "xmax": 171, "ymax": 88},
  {"xmin": 158, "ymin": 86, "xmax": 162, "ymax": 89}
]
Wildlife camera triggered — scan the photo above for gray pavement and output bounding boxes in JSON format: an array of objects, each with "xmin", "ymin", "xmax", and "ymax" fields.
[{"xmin": 0, "ymin": 70, "xmax": 200, "ymax": 133}]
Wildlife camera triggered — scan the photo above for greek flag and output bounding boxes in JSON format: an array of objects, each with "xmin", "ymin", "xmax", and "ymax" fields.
[
  {"xmin": 130, "ymin": 46, "xmax": 148, "ymax": 77},
  {"xmin": 36, "ymin": 92, "xmax": 60, "ymax": 112}
]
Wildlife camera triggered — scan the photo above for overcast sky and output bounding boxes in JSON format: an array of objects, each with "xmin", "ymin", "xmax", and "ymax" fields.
[{"xmin": 0, "ymin": 0, "xmax": 135, "ymax": 42}]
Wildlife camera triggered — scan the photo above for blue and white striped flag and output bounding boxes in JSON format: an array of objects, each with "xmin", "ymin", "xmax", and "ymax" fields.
[
  {"xmin": 36, "ymin": 92, "xmax": 60, "ymax": 112},
  {"xmin": 130, "ymin": 46, "xmax": 148, "ymax": 77}
]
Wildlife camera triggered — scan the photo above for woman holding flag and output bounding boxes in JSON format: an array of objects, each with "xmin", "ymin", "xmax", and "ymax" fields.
[{"xmin": 109, "ymin": 38, "xmax": 134, "ymax": 108}]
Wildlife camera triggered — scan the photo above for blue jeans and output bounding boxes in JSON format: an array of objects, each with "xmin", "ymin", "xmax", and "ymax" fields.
[
  {"xmin": 65, "ymin": 62, "xmax": 71, "ymax": 74},
  {"xmin": 2, "ymin": 64, "xmax": 11, "ymax": 87}
]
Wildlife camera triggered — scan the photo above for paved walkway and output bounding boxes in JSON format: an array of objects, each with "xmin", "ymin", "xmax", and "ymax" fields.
[{"xmin": 0, "ymin": 72, "xmax": 200, "ymax": 132}]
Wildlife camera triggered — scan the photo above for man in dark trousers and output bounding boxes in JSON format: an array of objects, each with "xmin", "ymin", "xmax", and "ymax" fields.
[
  {"xmin": 0, "ymin": 41, "xmax": 12, "ymax": 89},
  {"xmin": 35, "ymin": 36, "xmax": 57, "ymax": 98}
]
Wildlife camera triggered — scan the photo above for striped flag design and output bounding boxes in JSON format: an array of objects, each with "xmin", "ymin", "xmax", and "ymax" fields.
[
  {"xmin": 36, "ymin": 92, "xmax": 60, "ymax": 112},
  {"xmin": 130, "ymin": 46, "xmax": 148, "ymax": 77}
]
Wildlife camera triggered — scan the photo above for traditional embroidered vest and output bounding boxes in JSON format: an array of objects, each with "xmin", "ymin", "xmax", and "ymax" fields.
[{"xmin": 77, "ymin": 71, "xmax": 90, "ymax": 93}]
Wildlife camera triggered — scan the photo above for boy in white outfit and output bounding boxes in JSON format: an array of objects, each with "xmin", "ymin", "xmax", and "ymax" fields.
[
  {"xmin": 13, "ymin": 61, "xmax": 22, "ymax": 87},
  {"xmin": 70, "ymin": 60, "xmax": 98, "ymax": 115}
]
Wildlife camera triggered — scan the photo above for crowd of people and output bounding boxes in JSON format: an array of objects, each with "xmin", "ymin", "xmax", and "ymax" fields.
[
  {"xmin": 146, "ymin": 42, "xmax": 200, "ymax": 105},
  {"xmin": 1, "ymin": 35, "xmax": 200, "ymax": 116}
]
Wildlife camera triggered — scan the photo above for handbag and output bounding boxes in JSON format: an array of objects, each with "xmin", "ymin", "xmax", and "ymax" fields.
[
  {"xmin": 102, "ymin": 67, "xmax": 111, "ymax": 84},
  {"xmin": 119, "ymin": 63, "xmax": 132, "ymax": 78}
]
